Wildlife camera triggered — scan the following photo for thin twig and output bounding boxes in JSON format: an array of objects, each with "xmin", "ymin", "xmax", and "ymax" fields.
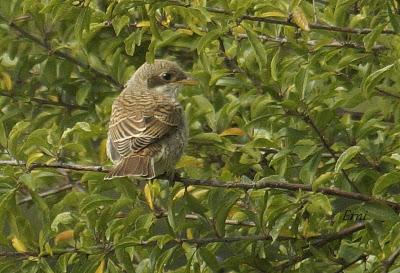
[
  {"xmin": 0, "ymin": 13, "xmax": 123, "ymax": 89},
  {"xmin": 0, "ymin": 222, "xmax": 363, "ymax": 263},
  {"xmin": 278, "ymin": 222, "xmax": 366, "ymax": 270},
  {"xmin": 333, "ymin": 255, "xmax": 367, "ymax": 273},
  {"xmin": 17, "ymin": 184, "xmax": 75, "ymax": 205},
  {"xmin": 235, "ymin": 33, "xmax": 386, "ymax": 51},
  {"xmin": 0, "ymin": 91, "xmax": 88, "ymax": 110},
  {"xmin": 376, "ymin": 87, "xmax": 400, "ymax": 100},
  {"xmin": 205, "ymin": 6, "xmax": 396, "ymax": 35},
  {"xmin": 382, "ymin": 246, "xmax": 400, "ymax": 273},
  {"xmin": 312, "ymin": 0, "xmax": 317, "ymax": 23},
  {"xmin": 161, "ymin": 212, "xmax": 256, "ymax": 227},
  {"xmin": 301, "ymin": 114, "xmax": 361, "ymax": 192},
  {"xmin": 122, "ymin": 18, "xmax": 385, "ymax": 51}
]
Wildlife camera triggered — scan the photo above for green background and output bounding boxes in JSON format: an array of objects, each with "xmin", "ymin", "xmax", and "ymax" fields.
[{"xmin": 1, "ymin": 0, "xmax": 400, "ymax": 272}]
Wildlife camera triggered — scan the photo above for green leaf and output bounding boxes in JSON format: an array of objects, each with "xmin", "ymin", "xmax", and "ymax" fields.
[
  {"xmin": 146, "ymin": 235, "xmax": 174, "ymax": 249},
  {"xmin": 244, "ymin": 25, "xmax": 268, "ymax": 69},
  {"xmin": 190, "ymin": 133, "xmax": 222, "ymax": 144},
  {"xmin": 80, "ymin": 195, "xmax": 114, "ymax": 214},
  {"xmin": 26, "ymin": 187, "xmax": 50, "ymax": 224},
  {"xmin": 114, "ymin": 236, "xmax": 141, "ymax": 249},
  {"xmin": 51, "ymin": 212, "xmax": 74, "ymax": 232},
  {"xmin": 389, "ymin": 268, "xmax": 400, "ymax": 273},
  {"xmin": 76, "ymin": 83, "xmax": 90, "ymax": 106},
  {"xmin": 361, "ymin": 203, "xmax": 400, "ymax": 222},
  {"xmin": 146, "ymin": 37, "xmax": 158, "ymax": 63},
  {"xmin": 334, "ymin": 146, "xmax": 361, "ymax": 173},
  {"xmin": 197, "ymin": 28, "xmax": 222, "ymax": 55},
  {"xmin": 0, "ymin": 190, "xmax": 16, "ymax": 237},
  {"xmin": 388, "ymin": 2, "xmax": 400, "ymax": 33},
  {"xmin": 191, "ymin": 95, "xmax": 216, "ymax": 130},
  {"xmin": 26, "ymin": 152, "xmax": 44, "ymax": 166},
  {"xmin": 373, "ymin": 171, "xmax": 400, "ymax": 195},
  {"xmin": 38, "ymin": 258, "xmax": 55, "ymax": 273},
  {"xmin": 185, "ymin": 192, "xmax": 207, "ymax": 215},
  {"xmin": 61, "ymin": 122, "xmax": 91, "ymax": 140},
  {"xmin": 199, "ymin": 247, "xmax": 220, "ymax": 271},
  {"xmin": 113, "ymin": 15, "xmax": 130, "ymax": 36},
  {"xmin": 270, "ymin": 47, "xmax": 280, "ymax": 81},
  {"xmin": 337, "ymin": 241, "xmax": 363, "ymax": 263},
  {"xmin": 0, "ymin": 122, "xmax": 7, "ymax": 148},
  {"xmin": 306, "ymin": 194, "xmax": 332, "ymax": 215},
  {"xmin": 270, "ymin": 209, "xmax": 295, "ymax": 241},
  {"xmin": 74, "ymin": 7, "xmax": 91, "ymax": 41},
  {"xmin": 312, "ymin": 172, "xmax": 334, "ymax": 191},
  {"xmin": 124, "ymin": 30, "xmax": 143, "ymax": 56},
  {"xmin": 363, "ymin": 24, "xmax": 385, "ymax": 52},
  {"xmin": 215, "ymin": 191, "xmax": 241, "ymax": 237},
  {"xmin": 362, "ymin": 63, "xmax": 395, "ymax": 96},
  {"xmin": 155, "ymin": 246, "xmax": 178, "ymax": 273},
  {"xmin": 295, "ymin": 65, "xmax": 308, "ymax": 99},
  {"xmin": 299, "ymin": 152, "xmax": 321, "ymax": 184},
  {"xmin": 149, "ymin": 9, "xmax": 162, "ymax": 41},
  {"xmin": 8, "ymin": 121, "xmax": 30, "ymax": 157}
]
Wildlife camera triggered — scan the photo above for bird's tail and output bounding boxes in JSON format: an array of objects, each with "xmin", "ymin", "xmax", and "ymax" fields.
[{"xmin": 104, "ymin": 155, "xmax": 155, "ymax": 180}]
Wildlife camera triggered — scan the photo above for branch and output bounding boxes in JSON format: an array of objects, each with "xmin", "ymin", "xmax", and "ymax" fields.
[
  {"xmin": 376, "ymin": 87, "xmax": 400, "ymax": 100},
  {"xmin": 122, "ymin": 19, "xmax": 386, "ymax": 51},
  {"xmin": 0, "ymin": 91, "xmax": 88, "ymax": 110},
  {"xmin": 333, "ymin": 255, "xmax": 367, "ymax": 273},
  {"xmin": 0, "ymin": 13, "xmax": 123, "ymax": 90},
  {"xmin": 178, "ymin": 234, "xmax": 286, "ymax": 245},
  {"xmin": 205, "ymin": 6, "xmax": 396, "ymax": 35},
  {"xmin": 176, "ymin": 176, "xmax": 400, "ymax": 210},
  {"xmin": 301, "ymin": 114, "xmax": 361, "ymax": 192},
  {"xmin": 278, "ymin": 222, "xmax": 366, "ymax": 270},
  {"xmin": 0, "ymin": 234, "xmax": 291, "ymax": 259},
  {"xmin": 1, "ymin": 160, "xmax": 400, "ymax": 211},
  {"xmin": 0, "ymin": 246, "xmax": 96, "ymax": 258},
  {"xmin": 335, "ymin": 108, "xmax": 394, "ymax": 123},
  {"xmin": 0, "ymin": 160, "xmax": 108, "ymax": 172},
  {"xmin": 235, "ymin": 33, "xmax": 386, "ymax": 51},
  {"xmin": 382, "ymin": 246, "xmax": 400, "ymax": 273},
  {"xmin": 17, "ymin": 183, "xmax": 256, "ymax": 227},
  {"xmin": 217, "ymin": 35, "xmax": 367, "ymax": 192},
  {"xmin": 17, "ymin": 184, "xmax": 75, "ymax": 205},
  {"xmin": 0, "ymin": 221, "xmax": 364, "ymax": 268},
  {"xmin": 166, "ymin": 212, "xmax": 256, "ymax": 228}
]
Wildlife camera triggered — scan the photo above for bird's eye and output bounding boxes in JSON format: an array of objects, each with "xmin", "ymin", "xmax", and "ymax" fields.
[{"xmin": 161, "ymin": 72, "xmax": 172, "ymax": 81}]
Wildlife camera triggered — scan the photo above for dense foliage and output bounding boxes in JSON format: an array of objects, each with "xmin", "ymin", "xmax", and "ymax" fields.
[{"xmin": 1, "ymin": 0, "xmax": 400, "ymax": 272}]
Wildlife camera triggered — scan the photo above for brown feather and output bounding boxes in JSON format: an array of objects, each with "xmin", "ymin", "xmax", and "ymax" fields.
[
  {"xmin": 104, "ymin": 155, "xmax": 155, "ymax": 179},
  {"xmin": 105, "ymin": 60, "xmax": 189, "ymax": 179}
]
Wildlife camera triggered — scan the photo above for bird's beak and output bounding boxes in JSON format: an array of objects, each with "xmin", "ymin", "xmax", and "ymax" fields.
[{"xmin": 177, "ymin": 77, "xmax": 198, "ymax": 86}]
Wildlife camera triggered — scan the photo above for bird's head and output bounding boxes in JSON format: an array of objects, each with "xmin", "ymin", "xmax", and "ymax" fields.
[{"xmin": 128, "ymin": 59, "xmax": 197, "ymax": 96}]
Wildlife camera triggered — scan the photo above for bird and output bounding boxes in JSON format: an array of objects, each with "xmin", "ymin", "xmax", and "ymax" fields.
[{"xmin": 105, "ymin": 59, "xmax": 197, "ymax": 180}]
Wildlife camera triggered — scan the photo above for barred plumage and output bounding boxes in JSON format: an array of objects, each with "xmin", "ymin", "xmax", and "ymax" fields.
[{"xmin": 105, "ymin": 60, "xmax": 196, "ymax": 179}]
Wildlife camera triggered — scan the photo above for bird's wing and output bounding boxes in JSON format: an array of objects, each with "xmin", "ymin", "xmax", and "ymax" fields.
[{"xmin": 107, "ymin": 92, "xmax": 183, "ymax": 159}]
